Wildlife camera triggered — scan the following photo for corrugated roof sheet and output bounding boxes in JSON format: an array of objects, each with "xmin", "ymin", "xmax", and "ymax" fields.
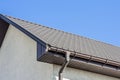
[{"xmin": 4, "ymin": 15, "xmax": 120, "ymax": 63}]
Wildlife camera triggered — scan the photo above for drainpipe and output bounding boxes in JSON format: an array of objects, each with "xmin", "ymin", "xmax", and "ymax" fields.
[{"xmin": 58, "ymin": 51, "xmax": 70, "ymax": 80}]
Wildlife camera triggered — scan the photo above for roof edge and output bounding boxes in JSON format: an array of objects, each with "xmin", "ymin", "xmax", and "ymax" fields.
[
  {"xmin": 38, "ymin": 49, "xmax": 120, "ymax": 78},
  {"xmin": 0, "ymin": 14, "xmax": 46, "ymax": 47}
]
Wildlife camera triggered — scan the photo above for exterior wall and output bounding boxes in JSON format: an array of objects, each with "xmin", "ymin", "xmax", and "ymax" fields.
[
  {"xmin": 0, "ymin": 25, "xmax": 53, "ymax": 80},
  {"xmin": 53, "ymin": 65, "xmax": 120, "ymax": 80},
  {"xmin": 0, "ymin": 25, "xmax": 119, "ymax": 80}
]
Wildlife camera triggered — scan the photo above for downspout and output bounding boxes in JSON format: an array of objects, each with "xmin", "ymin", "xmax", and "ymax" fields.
[{"xmin": 58, "ymin": 51, "xmax": 70, "ymax": 80}]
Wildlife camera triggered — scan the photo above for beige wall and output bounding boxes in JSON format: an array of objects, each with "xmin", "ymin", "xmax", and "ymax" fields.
[
  {"xmin": 0, "ymin": 25, "xmax": 119, "ymax": 80},
  {"xmin": 0, "ymin": 25, "xmax": 53, "ymax": 80}
]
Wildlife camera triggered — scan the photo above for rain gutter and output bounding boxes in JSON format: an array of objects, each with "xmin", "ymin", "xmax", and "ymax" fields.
[{"xmin": 48, "ymin": 46, "xmax": 120, "ymax": 70}]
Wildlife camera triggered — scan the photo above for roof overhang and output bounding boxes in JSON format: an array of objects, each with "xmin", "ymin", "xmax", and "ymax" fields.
[
  {"xmin": 37, "ymin": 43, "xmax": 120, "ymax": 78},
  {"xmin": 0, "ymin": 14, "xmax": 46, "ymax": 47}
]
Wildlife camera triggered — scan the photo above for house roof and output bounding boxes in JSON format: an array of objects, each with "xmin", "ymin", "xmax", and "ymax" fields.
[
  {"xmin": 0, "ymin": 14, "xmax": 120, "ymax": 78},
  {"xmin": 1, "ymin": 14, "xmax": 120, "ymax": 62}
]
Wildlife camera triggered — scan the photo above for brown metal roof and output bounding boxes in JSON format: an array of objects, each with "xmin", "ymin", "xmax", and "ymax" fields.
[{"xmin": 3, "ymin": 15, "xmax": 120, "ymax": 63}]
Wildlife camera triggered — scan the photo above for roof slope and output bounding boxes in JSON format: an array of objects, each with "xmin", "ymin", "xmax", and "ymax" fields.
[{"xmin": 1, "ymin": 15, "xmax": 120, "ymax": 63}]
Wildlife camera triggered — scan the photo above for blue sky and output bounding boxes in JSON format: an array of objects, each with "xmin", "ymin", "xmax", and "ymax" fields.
[{"xmin": 0, "ymin": 0, "xmax": 120, "ymax": 46}]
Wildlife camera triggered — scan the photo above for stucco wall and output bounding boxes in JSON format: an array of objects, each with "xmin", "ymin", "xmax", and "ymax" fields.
[
  {"xmin": 53, "ymin": 65, "xmax": 120, "ymax": 80},
  {"xmin": 0, "ymin": 25, "xmax": 53, "ymax": 80},
  {"xmin": 0, "ymin": 25, "xmax": 119, "ymax": 80}
]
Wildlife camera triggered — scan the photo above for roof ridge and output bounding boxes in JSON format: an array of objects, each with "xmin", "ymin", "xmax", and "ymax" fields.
[{"xmin": 5, "ymin": 15, "xmax": 65, "ymax": 32}]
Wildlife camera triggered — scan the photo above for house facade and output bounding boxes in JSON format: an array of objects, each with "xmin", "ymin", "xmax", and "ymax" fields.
[{"xmin": 0, "ymin": 14, "xmax": 120, "ymax": 80}]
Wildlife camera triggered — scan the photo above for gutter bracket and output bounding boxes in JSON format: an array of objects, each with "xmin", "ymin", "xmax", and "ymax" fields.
[
  {"xmin": 45, "ymin": 44, "xmax": 50, "ymax": 52},
  {"xmin": 58, "ymin": 51, "xmax": 70, "ymax": 80}
]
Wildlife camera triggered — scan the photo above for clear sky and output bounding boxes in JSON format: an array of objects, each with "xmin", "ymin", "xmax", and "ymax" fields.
[{"xmin": 0, "ymin": 0, "xmax": 120, "ymax": 46}]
